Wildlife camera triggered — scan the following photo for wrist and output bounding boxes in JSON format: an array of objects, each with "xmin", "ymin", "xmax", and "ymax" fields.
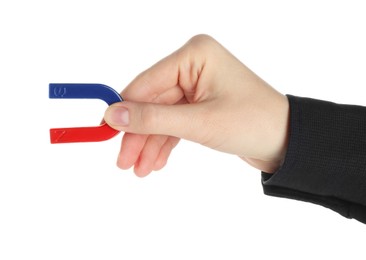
[{"xmin": 271, "ymin": 94, "xmax": 290, "ymax": 170}]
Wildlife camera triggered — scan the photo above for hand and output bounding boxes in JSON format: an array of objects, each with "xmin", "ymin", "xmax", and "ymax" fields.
[{"xmin": 104, "ymin": 35, "xmax": 289, "ymax": 177}]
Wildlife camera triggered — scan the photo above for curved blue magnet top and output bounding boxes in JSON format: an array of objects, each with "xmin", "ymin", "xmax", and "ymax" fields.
[{"xmin": 49, "ymin": 83, "xmax": 123, "ymax": 104}]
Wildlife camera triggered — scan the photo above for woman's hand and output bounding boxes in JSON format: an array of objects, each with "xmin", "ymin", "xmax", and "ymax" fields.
[{"xmin": 104, "ymin": 35, "xmax": 289, "ymax": 177}]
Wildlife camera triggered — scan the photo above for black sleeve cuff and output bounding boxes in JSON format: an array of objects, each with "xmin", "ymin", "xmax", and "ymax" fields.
[{"xmin": 262, "ymin": 95, "xmax": 366, "ymax": 224}]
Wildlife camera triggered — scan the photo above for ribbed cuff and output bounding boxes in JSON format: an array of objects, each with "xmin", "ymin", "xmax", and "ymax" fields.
[{"xmin": 262, "ymin": 95, "xmax": 366, "ymax": 224}]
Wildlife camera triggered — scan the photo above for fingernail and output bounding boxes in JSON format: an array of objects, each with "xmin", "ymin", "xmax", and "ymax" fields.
[{"xmin": 108, "ymin": 106, "xmax": 129, "ymax": 126}]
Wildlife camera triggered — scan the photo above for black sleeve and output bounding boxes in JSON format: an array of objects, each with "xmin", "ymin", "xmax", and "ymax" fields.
[{"xmin": 262, "ymin": 95, "xmax": 366, "ymax": 224}]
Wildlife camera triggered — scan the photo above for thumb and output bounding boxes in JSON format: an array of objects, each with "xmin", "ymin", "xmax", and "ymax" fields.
[{"xmin": 104, "ymin": 101, "xmax": 208, "ymax": 143}]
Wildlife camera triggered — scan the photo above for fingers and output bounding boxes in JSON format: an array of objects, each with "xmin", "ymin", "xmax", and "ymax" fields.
[
  {"xmin": 121, "ymin": 51, "xmax": 183, "ymax": 103},
  {"xmin": 120, "ymin": 35, "xmax": 212, "ymax": 104},
  {"xmin": 132, "ymin": 135, "xmax": 168, "ymax": 177},
  {"xmin": 153, "ymin": 136, "xmax": 180, "ymax": 170},
  {"xmin": 117, "ymin": 133, "xmax": 179, "ymax": 177},
  {"xmin": 117, "ymin": 133, "xmax": 148, "ymax": 170},
  {"xmin": 108, "ymin": 35, "xmax": 231, "ymax": 175}
]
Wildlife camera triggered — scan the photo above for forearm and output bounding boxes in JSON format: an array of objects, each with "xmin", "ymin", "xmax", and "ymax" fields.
[{"xmin": 262, "ymin": 95, "xmax": 366, "ymax": 224}]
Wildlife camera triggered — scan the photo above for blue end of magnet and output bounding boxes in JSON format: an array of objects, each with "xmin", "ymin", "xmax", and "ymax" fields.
[{"xmin": 49, "ymin": 83, "xmax": 123, "ymax": 105}]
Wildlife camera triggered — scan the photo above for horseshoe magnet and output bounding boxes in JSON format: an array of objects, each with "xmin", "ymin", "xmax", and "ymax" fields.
[{"xmin": 49, "ymin": 83, "xmax": 123, "ymax": 143}]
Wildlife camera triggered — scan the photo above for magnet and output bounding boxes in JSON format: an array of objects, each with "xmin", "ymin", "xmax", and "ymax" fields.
[{"xmin": 49, "ymin": 83, "xmax": 123, "ymax": 143}]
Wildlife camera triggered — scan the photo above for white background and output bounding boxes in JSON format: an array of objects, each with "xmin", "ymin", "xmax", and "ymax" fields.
[{"xmin": 1, "ymin": 0, "xmax": 365, "ymax": 259}]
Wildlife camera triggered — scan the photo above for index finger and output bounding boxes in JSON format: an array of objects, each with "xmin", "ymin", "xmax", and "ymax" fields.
[{"xmin": 121, "ymin": 51, "xmax": 183, "ymax": 104}]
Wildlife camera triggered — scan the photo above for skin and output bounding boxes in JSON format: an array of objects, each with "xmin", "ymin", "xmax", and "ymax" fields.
[{"xmin": 104, "ymin": 34, "xmax": 289, "ymax": 177}]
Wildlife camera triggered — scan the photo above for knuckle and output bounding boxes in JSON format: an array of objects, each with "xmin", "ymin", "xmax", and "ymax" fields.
[
  {"xmin": 139, "ymin": 104, "xmax": 158, "ymax": 132},
  {"xmin": 182, "ymin": 34, "xmax": 217, "ymax": 56},
  {"xmin": 189, "ymin": 34, "xmax": 215, "ymax": 45}
]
